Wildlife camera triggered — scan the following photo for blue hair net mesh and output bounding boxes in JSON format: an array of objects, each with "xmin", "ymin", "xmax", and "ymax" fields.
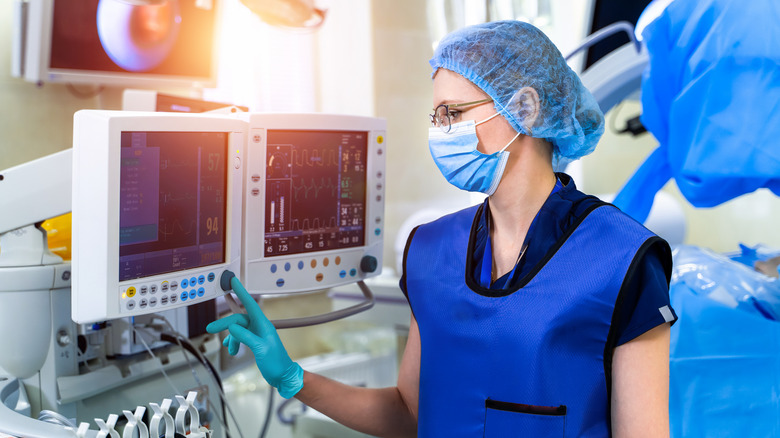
[{"xmin": 430, "ymin": 20, "xmax": 604, "ymax": 163}]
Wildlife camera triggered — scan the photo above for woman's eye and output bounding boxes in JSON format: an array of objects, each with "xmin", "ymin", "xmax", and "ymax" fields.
[{"xmin": 449, "ymin": 111, "xmax": 461, "ymax": 120}]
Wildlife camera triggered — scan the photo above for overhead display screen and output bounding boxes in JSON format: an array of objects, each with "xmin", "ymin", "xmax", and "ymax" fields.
[
  {"xmin": 264, "ymin": 130, "xmax": 368, "ymax": 257},
  {"xmin": 49, "ymin": 0, "xmax": 215, "ymax": 79},
  {"xmin": 119, "ymin": 131, "xmax": 227, "ymax": 281}
]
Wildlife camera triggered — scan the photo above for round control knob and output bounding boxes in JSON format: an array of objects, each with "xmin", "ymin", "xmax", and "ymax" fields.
[
  {"xmin": 56, "ymin": 329, "xmax": 71, "ymax": 347},
  {"xmin": 360, "ymin": 255, "xmax": 378, "ymax": 273}
]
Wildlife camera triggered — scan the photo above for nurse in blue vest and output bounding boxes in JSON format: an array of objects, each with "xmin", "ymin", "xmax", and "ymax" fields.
[{"xmin": 208, "ymin": 20, "xmax": 677, "ymax": 438}]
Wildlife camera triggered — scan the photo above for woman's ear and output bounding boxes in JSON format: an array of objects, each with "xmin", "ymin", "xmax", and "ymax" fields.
[{"xmin": 507, "ymin": 87, "xmax": 540, "ymax": 135}]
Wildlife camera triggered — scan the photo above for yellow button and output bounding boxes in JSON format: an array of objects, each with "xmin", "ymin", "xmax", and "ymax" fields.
[
  {"xmin": 377, "ymin": 135, "xmax": 384, "ymax": 144},
  {"xmin": 126, "ymin": 287, "xmax": 136, "ymax": 298}
]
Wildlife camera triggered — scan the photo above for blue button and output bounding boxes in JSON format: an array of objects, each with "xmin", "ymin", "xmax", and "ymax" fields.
[
  {"xmin": 181, "ymin": 278, "xmax": 189, "ymax": 288},
  {"xmin": 197, "ymin": 287, "xmax": 205, "ymax": 297},
  {"xmin": 298, "ymin": 261, "xmax": 304, "ymax": 270},
  {"xmin": 276, "ymin": 278, "xmax": 285, "ymax": 287},
  {"xmin": 207, "ymin": 272, "xmax": 215, "ymax": 282},
  {"xmin": 339, "ymin": 270, "xmax": 346, "ymax": 278},
  {"xmin": 180, "ymin": 291, "xmax": 188, "ymax": 301},
  {"xmin": 349, "ymin": 269, "xmax": 357, "ymax": 277},
  {"xmin": 375, "ymin": 228, "xmax": 381, "ymax": 236},
  {"xmin": 271, "ymin": 264, "xmax": 278, "ymax": 273},
  {"xmin": 198, "ymin": 275, "xmax": 205, "ymax": 285},
  {"xmin": 190, "ymin": 277, "xmax": 197, "ymax": 286},
  {"xmin": 284, "ymin": 262, "xmax": 291, "ymax": 272},
  {"xmin": 189, "ymin": 289, "xmax": 197, "ymax": 299}
]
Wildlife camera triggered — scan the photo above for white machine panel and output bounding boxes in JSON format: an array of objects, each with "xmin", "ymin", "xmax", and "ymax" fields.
[
  {"xmin": 240, "ymin": 113, "xmax": 386, "ymax": 294},
  {"xmin": 72, "ymin": 110, "xmax": 245, "ymax": 324}
]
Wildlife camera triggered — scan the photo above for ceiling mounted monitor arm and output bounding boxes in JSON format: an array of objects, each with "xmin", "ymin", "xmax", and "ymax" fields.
[
  {"xmin": 565, "ymin": 21, "xmax": 642, "ymax": 63},
  {"xmin": 0, "ymin": 149, "xmax": 72, "ymax": 267},
  {"xmin": 579, "ymin": 41, "xmax": 648, "ymax": 114}
]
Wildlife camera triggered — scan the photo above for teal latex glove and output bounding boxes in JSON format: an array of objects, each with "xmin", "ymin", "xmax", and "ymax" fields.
[{"xmin": 206, "ymin": 276, "xmax": 303, "ymax": 398}]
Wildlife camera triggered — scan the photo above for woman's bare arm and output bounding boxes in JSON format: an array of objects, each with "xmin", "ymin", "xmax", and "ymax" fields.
[
  {"xmin": 293, "ymin": 315, "xmax": 421, "ymax": 438},
  {"xmin": 611, "ymin": 323, "xmax": 671, "ymax": 438}
]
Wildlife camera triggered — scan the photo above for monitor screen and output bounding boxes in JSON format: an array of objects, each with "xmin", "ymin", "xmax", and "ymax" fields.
[
  {"xmin": 264, "ymin": 130, "xmax": 368, "ymax": 257},
  {"xmin": 38, "ymin": 0, "xmax": 217, "ymax": 86},
  {"xmin": 119, "ymin": 131, "xmax": 228, "ymax": 281}
]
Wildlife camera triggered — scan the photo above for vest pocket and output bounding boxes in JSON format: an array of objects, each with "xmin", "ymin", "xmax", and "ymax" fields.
[{"xmin": 484, "ymin": 399, "xmax": 567, "ymax": 437}]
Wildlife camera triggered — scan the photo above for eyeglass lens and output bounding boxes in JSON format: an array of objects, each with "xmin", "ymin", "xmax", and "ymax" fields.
[{"xmin": 433, "ymin": 105, "xmax": 451, "ymax": 133}]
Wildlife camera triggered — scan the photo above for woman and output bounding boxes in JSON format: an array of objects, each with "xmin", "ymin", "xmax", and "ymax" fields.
[{"xmin": 209, "ymin": 20, "xmax": 676, "ymax": 438}]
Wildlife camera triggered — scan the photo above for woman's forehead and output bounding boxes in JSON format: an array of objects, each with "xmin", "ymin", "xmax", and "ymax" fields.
[{"xmin": 433, "ymin": 69, "xmax": 488, "ymax": 103}]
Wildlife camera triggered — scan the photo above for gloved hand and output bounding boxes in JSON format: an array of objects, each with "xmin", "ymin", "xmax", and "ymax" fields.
[{"xmin": 206, "ymin": 276, "xmax": 303, "ymax": 398}]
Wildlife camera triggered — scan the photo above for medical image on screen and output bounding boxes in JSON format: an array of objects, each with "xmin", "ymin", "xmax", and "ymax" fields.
[
  {"xmin": 119, "ymin": 131, "xmax": 227, "ymax": 281},
  {"xmin": 49, "ymin": 0, "xmax": 215, "ymax": 78},
  {"xmin": 264, "ymin": 130, "xmax": 367, "ymax": 257}
]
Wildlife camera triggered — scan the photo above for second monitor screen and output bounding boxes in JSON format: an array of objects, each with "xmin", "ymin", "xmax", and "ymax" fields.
[{"xmin": 264, "ymin": 130, "xmax": 368, "ymax": 257}]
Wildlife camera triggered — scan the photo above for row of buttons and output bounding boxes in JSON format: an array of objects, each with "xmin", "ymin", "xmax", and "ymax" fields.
[
  {"xmin": 180, "ymin": 288, "xmax": 206, "ymax": 302},
  {"xmin": 125, "ymin": 286, "xmax": 207, "ymax": 311},
  {"xmin": 126, "ymin": 293, "xmax": 179, "ymax": 311},
  {"xmin": 125, "ymin": 272, "xmax": 216, "ymax": 299},
  {"xmin": 269, "ymin": 256, "xmax": 343, "ymax": 274},
  {"xmin": 275, "ymin": 268, "xmax": 358, "ymax": 288}
]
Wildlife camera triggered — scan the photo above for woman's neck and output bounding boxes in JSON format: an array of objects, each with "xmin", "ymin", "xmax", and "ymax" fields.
[
  {"xmin": 486, "ymin": 137, "xmax": 556, "ymax": 280},
  {"xmin": 489, "ymin": 137, "xmax": 557, "ymax": 233}
]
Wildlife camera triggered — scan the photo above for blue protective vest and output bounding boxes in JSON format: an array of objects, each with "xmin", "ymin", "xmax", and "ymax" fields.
[{"xmin": 404, "ymin": 201, "xmax": 667, "ymax": 437}]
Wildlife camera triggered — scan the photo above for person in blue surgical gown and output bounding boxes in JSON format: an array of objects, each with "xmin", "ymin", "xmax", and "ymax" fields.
[{"xmin": 208, "ymin": 20, "xmax": 677, "ymax": 438}]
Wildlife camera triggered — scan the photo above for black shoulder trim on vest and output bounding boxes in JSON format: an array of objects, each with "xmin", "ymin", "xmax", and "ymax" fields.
[
  {"xmin": 465, "ymin": 198, "xmax": 610, "ymax": 298},
  {"xmin": 400, "ymin": 225, "xmax": 420, "ymax": 308},
  {"xmin": 602, "ymin": 235, "xmax": 672, "ymax": 430}
]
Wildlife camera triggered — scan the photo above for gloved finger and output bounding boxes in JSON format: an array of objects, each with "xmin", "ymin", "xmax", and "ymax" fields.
[
  {"xmin": 230, "ymin": 276, "xmax": 276, "ymax": 336},
  {"xmin": 207, "ymin": 313, "xmax": 250, "ymax": 334},
  {"xmin": 227, "ymin": 334, "xmax": 241, "ymax": 356},
  {"xmin": 228, "ymin": 323, "xmax": 267, "ymax": 355}
]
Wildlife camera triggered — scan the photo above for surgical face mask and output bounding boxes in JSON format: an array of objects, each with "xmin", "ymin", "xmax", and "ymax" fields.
[{"xmin": 428, "ymin": 113, "xmax": 521, "ymax": 196}]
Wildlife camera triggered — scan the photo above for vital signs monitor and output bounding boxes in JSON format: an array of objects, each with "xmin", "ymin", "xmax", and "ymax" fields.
[
  {"xmin": 71, "ymin": 110, "xmax": 245, "ymax": 324},
  {"xmin": 240, "ymin": 113, "xmax": 386, "ymax": 294},
  {"xmin": 71, "ymin": 110, "xmax": 386, "ymax": 324}
]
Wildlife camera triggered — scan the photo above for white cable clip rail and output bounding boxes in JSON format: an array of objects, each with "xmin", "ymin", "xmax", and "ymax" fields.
[
  {"xmin": 122, "ymin": 406, "xmax": 149, "ymax": 438},
  {"xmin": 94, "ymin": 414, "xmax": 120, "ymax": 438},
  {"xmin": 149, "ymin": 398, "xmax": 176, "ymax": 438},
  {"xmin": 175, "ymin": 391, "xmax": 212, "ymax": 438}
]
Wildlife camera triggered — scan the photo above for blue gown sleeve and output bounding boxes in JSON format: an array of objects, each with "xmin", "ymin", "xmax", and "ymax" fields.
[{"xmin": 616, "ymin": 244, "xmax": 678, "ymax": 346}]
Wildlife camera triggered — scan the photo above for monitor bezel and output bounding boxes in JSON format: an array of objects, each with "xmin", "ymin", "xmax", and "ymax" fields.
[{"xmin": 72, "ymin": 110, "xmax": 245, "ymax": 324}]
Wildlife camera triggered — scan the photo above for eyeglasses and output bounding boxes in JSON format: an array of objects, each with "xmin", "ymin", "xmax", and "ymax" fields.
[{"xmin": 429, "ymin": 98, "xmax": 493, "ymax": 133}]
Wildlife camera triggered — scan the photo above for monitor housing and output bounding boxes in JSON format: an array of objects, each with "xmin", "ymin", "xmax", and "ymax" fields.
[
  {"xmin": 71, "ymin": 110, "xmax": 245, "ymax": 324},
  {"xmin": 21, "ymin": 0, "xmax": 219, "ymax": 88},
  {"xmin": 240, "ymin": 113, "xmax": 386, "ymax": 294}
]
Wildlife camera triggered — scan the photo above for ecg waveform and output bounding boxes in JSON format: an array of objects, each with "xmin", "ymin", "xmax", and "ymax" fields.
[
  {"xmin": 160, "ymin": 219, "xmax": 197, "ymax": 241},
  {"xmin": 291, "ymin": 217, "xmax": 338, "ymax": 230},
  {"xmin": 292, "ymin": 177, "xmax": 338, "ymax": 201}
]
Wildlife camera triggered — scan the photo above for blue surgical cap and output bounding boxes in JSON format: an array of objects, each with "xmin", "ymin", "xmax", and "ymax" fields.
[{"xmin": 430, "ymin": 20, "xmax": 604, "ymax": 164}]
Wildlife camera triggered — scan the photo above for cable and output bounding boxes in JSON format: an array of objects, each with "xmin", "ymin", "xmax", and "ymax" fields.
[
  {"xmin": 150, "ymin": 315, "xmax": 246, "ymax": 438},
  {"xmin": 608, "ymin": 100, "xmax": 626, "ymax": 135},
  {"xmin": 160, "ymin": 332, "xmax": 233, "ymax": 438},
  {"xmin": 258, "ymin": 388, "xmax": 274, "ymax": 438},
  {"xmin": 131, "ymin": 325, "xmax": 183, "ymax": 396},
  {"xmin": 38, "ymin": 410, "xmax": 77, "ymax": 427},
  {"xmin": 608, "ymin": 100, "xmax": 647, "ymax": 137}
]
